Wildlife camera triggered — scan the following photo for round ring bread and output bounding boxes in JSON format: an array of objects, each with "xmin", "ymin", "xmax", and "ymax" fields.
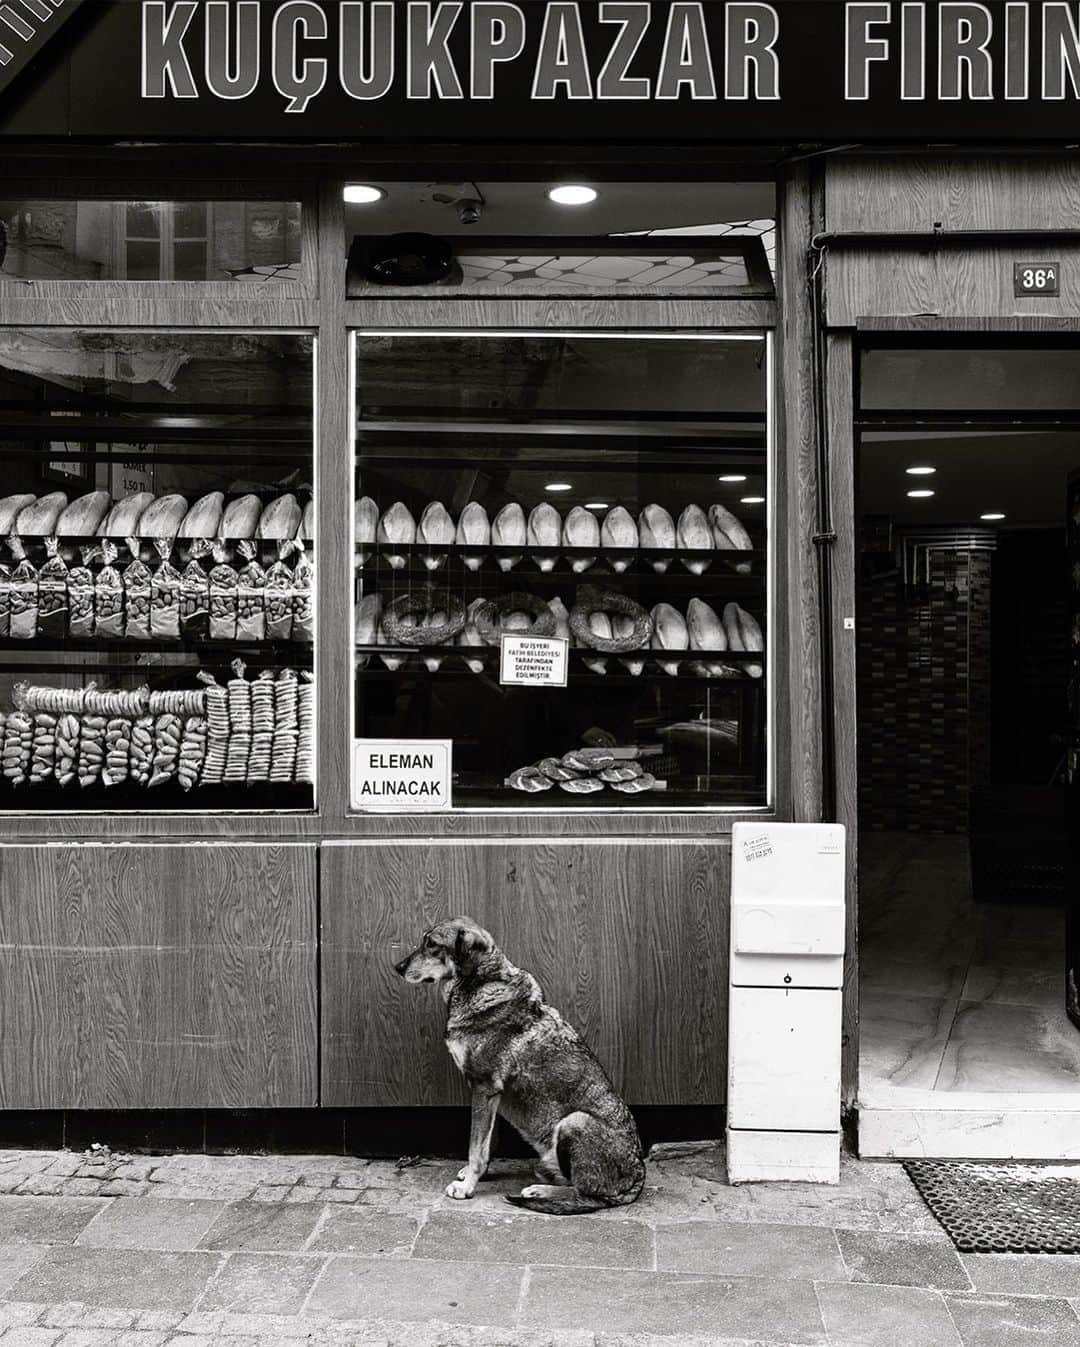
[
  {"xmin": 474, "ymin": 593, "xmax": 557, "ymax": 644},
  {"xmin": 569, "ymin": 589, "xmax": 653, "ymax": 653},
  {"xmin": 382, "ymin": 591, "xmax": 467, "ymax": 646}
]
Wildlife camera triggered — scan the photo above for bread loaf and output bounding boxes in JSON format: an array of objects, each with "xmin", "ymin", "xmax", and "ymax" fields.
[
  {"xmin": 678, "ymin": 505, "xmax": 713, "ymax": 575},
  {"xmin": 98, "ymin": 492, "xmax": 154, "ymax": 538},
  {"xmin": 258, "ymin": 493, "xmax": 303, "ymax": 540},
  {"xmin": 378, "ymin": 502, "xmax": 417, "ymax": 570},
  {"xmin": 492, "ymin": 503, "xmax": 526, "ymax": 572},
  {"xmin": 220, "ymin": 494, "xmax": 263, "ymax": 539},
  {"xmin": 564, "ymin": 507, "xmax": 600, "ymax": 574},
  {"xmin": 548, "ymin": 596, "xmax": 571, "ymax": 643},
  {"xmin": 639, "ymin": 505, "xmax": 676, "ymax": 573},
  {"xmin": 458, "ymin": 597, "xmax": 487, "ymax": 674},
  {"xmin": 687, "ymin": 597, "xmax": 728, "ymax": 678},
  {"xmin": 138, "ymin": 493, "xmax": 188, "ymax": 539},
  {"xmin": 651, "ymin": 601, "xmax": 688, "ymax": 677},
  {"xmin": 355, "ymin": 496, "xmax": 379, "ymax": 568},
  {"xmin": 16, "ymin": 492, "xmax": 68, "ymax": 535},
  {"xmin": 179, "ymin": 491, "xmax": 225, "ymax": 539},
  {"xmin": 709, "ymin": 504, "xmax": 753, "ymax": 574},
  {"xmin": 723, "ymin": 602, "xmax": 764, "ymax": 678},
  {"xmin": 583, "ymin": 612, "xmax": 612, "ymax": 675},
  {"xmin": 602, "ymin": 506, "xmax": 637, "ymax": 572},
  {"xmin": 0, "ymin": 495, "xmax": 35, "ymax": 535},
  {"xmin": 297, "ymin": 498, "xmax": 315, "ymax": 539},
  {"xmin": 418, "ymin": 502, "xmax": 455, "ymax": 570},
  {"xmin": 528, "ymin": 503, "xmax": 561, "ymax": 571},
  {"xmin": 456, "ymin": 502, "xmax": 490, "ymax": 571},
  {"xmin": 613, "ymin": 613, "xmax": 645, "ymax": 675},
  {"xmin": 57, "ymin": 491, "xmax": 110, "ymax": 536}
]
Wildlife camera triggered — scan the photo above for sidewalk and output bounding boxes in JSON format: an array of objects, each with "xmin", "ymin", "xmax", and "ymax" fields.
[{"xmin": 0, "ymin": 1144, "xmax": 1073, "ymax": 1346}]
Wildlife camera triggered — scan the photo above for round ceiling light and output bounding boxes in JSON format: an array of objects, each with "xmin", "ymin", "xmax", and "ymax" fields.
[
  {"xmin": 907, "ymin": 489, "xmax": 935, "ymax": 499},
  {"xmin": 548, "ymin": 185, "xmax": 598, "ymax": 207},
  {"xmin": 545, "ymin": 482, "xmax": 573, "ymax": 493},
  {"xmin": 906, "ymin": 466, "xmax": 937, "ymax": 476},
  {"xmin": 343, "ymin": 184, "xmax": 386, "ymax": 204},
  {"xmin": 980, "ymin": 512, "xmax": 1006, "ymax": 521}
]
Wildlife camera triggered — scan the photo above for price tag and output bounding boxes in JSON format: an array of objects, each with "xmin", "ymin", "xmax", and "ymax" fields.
[
  {"xmin": 499, "ymin": 635, "xmax": 569, "ymax": 688},
  {"xmin": 1014, "ymin": 262, "xmax": 1060, "ymax": 297},
  {"xmin": 352, "ymin": 739, "xmax": 452, "ymax": 812}
]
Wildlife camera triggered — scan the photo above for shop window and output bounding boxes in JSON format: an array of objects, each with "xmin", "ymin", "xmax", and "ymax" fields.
[
  {"xmin": 0, "ymin": 201, "xmax": 302, "ymax": 283},
  {"xmin": 351, "ymin": 332, "xmax": 770, "ymax": 812},
  {"xmin": 0, "ymin": 329, "xmax": 314, "ymax": 812}
]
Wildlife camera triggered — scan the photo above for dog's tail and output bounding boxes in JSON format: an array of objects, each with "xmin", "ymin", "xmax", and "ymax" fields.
[{"xmin": 505, "ymin": 1191, "xmax": 611, "ymax": 1216}]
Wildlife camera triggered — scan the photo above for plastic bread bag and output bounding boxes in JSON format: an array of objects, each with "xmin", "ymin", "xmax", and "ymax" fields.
[
  {"xmin": 0, "ymin": 555, "xmax": 11, "ymax": 639},
  {"xmin": 94, "ymin": 540, "xmax": 125, "ymax": 639},
  {"xmin": 236, "ymin": 539, "xmax": 267, "ymax": 641},
  {"xmin": 179, "ymin": 538, "xmax": 212, "ymax": 641},
  {"xmin": 122, "ymin": 537, "xmax": 152, "ymax": 641},
  {"xmin": 208, "ymin": 540, "xmax": 238, "ymax": 641},
  {"xmin": 7, "ymin": 535, "xmax": 39, "ymax": 640},
  {"xmin": 291, "ymin": 540, "xmax": 314, "ymax": 642},
  {"xmin": 67, "ymin": 545, "xmax": 97, "ymax": 639},
  {"xmin": 149, "ymin": 538, "xmax": 181, "ymax": 640},
  {"xmin": 37, "ymin": 536, "xmax": 70, "ymax": 640},
  {"xmin": 264, "ymin": 540, "xmax": 295, "ymax": 641}
]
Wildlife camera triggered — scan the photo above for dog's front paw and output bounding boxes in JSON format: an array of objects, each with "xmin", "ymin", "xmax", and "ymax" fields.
[{"xmin": 446, "ymin": 1176, "xmax": 477, "ymax": 1200}]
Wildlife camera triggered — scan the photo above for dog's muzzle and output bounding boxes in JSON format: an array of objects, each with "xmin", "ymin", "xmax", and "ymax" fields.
[{"xmin": 393, "ymin": 954, "xmax": 411, "ymax": 977}]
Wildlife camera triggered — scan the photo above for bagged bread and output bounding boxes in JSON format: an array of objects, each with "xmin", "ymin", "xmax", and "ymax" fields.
[
  {"xmin": 208, "ymin": 541, "xmax": 238, "ymax": 641},
  {"xmin": 264, "ymin": 541, "xmax": 295, "ymax": 641},
  {"xmin": 94, "ymin": 540, "xmax": 125, "ymax": 639},
  {"xmin": 68, "ymin": 545, "xmax": 97, "ymax": 638},
  {"xmin": 0, "ymin": 559, "xmax": 10, "ymax": 638},
  {"xmin": 179, "ymin": 539, "xmax": 212, "ymax": 641},
  {"xmin": 292, "ymin": 542, "xmax": 314, "ymax": 642},
  {"xmin": 122, "ymin": 538, "xmax": 152, "ymax": 641},
  {"xmin": 236, "ymin": 539, "xmax": 267, "ymax": 641},
  {"xmin": 7, "ymin": 536, "xmax": 38, "ymax": 640},
  {"xmin": 149, "ymin": 539, "xmax": 182, "ymax": 640},
  {"xmin": 37, "ymin": 537, "xmax": 70, "ymax": 640}
]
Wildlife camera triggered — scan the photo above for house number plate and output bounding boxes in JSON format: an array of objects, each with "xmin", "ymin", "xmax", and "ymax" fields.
[{"xmin": 1014, "ymin": 263, "xmax": 1060, "ymax": 297}]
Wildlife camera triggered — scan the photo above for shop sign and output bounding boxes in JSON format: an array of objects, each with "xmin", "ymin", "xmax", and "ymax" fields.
[
  {"xmin": 353, "ymin": 738, "xmax": 452, "ymax": 810},
  {"xmin": 0, "ymin": 0, "xmax": 83, "ymax": 100},
  {"xmin": 499, "ymin": 634, "xmax": 569, "ymax": 689},
  {"xmin": 12, "ymin": 2, "xmax": 1080, "ymax": 141}
]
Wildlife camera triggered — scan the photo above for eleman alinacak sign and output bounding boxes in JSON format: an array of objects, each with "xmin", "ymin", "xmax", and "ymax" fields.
[{"xmin": 9, "ymin": 2, "xmax": 1080, "ymax": 140}]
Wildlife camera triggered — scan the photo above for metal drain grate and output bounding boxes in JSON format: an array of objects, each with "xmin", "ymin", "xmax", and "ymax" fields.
[{"xmin": 904, "ymin": 1160, "xmax": 1080, "ymax": 1253}]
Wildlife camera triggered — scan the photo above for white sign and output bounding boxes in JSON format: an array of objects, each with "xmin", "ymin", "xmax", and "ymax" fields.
[
  {"xmin": 499, "ymin": 635, "xmax": 569, "ymax": 688},
  {"xmin": 109, "ymin": 458, "xmax": 155, "ymax": 500},
  {"xmin": 352, "ymin": 739, "xmax": 452, "ymax": 812}
]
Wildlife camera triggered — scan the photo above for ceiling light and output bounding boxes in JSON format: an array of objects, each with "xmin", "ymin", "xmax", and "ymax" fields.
[
  {"xmin": 906, "ymin": 466, "xmax": 937, "ymax": 476},
  {"xmin": 907, "ymin": 489, "xmax": 935, "ymax": 499},
  {"xmin": 719, "ymin": 474, "xmax": 748, "ymax": 483},
  {"xmin": 980, "ymin": 512, "xmax": 1006, "ymax": 521},
  {"xmin": 585, "ymin": 502, "xmax": 609, "ymax": 510},
  {"xmin": 740, "ymin": 496, "xmax": 766, "ymax": 505},
  {"xmin": 545, "ymin": 482, "xmax": 573, "ymax": 493},
  {"xmin": 548, "ymin": 185, "xmax": 598, "ymax": 207},
  {"xmin": 343, "ymin": 184, "xmax": 386, "ymax": 204}
]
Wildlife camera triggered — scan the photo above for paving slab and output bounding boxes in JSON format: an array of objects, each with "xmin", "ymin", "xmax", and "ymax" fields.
[
  {"xmin": 305, "ymin": 1209, "xmax": 418, "ymax": 1257},
  {"xmin": 5, "ymin": 1247, "xmax": 221, "ymax": 1313},
  {"xmin": 815, "ymin": 1282, "xmax": 962, "ymax": 1347},
  {"xmin": 522, "ymin": 1267, "xmax": 827, "ymax": 1342},
  {"xmin": 414, "ymin": 1211, "xmax": 654, "ymax": 1271},
  {"xmin": 836, "ymin": 1230, "xmax": 972, "ymax": 1290},
  {"xmin": 76, "ymin": 1199, "xmax": 223, "ymax": 1252},
  {"xmin": 961, "ymin": 1253, "xmax": 1080, "ymax": 1298},
  {"xmin": 197, "ymin": 1253, "xmax": 327, "ymax": 1315},
  {"xmin": 0, "ymin": 1246, "xmax": 49, "ymax": 1297},
  {"xmin": 944, "ymin": 1292, "xmax": 1080, "ymax": 1347},
  {"xmin": 196, "ymin": 1202, "xmax": 323, "ymax": 1253},
  {"xmin": 656, "ymin": 1221, "xmax": 846, "ymax": 1281},
  {"xmin": 306, "ymin": 1255, "xmax": 524, "ymax": 1326},
  {"xmin": 0, "ymin": 1200, "xmax": 107, "ymax": 1247}
]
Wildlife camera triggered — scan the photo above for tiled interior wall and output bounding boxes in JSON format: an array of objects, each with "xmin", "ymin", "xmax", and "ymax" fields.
[{"xmin": 858, "ymin": 549, "xmax": 992, "ymax": 833}]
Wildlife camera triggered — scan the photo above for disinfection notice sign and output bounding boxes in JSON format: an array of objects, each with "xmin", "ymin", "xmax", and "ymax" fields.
[
  {"xmin": 499, "ymin": 635, "xmax": 569, "ymax": 689},
  {"xmin": 352, "ymin": 739, "xmax": 452, "ymax": 812}
]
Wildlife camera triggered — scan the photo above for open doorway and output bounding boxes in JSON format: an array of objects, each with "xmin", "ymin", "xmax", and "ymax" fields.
[{"xmin": 854, "ymin": 339, "xmax": 1080, "ymax": 1157}]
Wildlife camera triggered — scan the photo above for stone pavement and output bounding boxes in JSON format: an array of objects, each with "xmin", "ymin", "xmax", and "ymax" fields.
[{"xmin": 0, "ymin": 1143, "xmax": 1073, "ymax": 1345}]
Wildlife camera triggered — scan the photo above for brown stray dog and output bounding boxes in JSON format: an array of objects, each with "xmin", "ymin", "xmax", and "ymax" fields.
[{"xmin": 393, "ymin": 916, "xmax": 645, "ymax": 1215}]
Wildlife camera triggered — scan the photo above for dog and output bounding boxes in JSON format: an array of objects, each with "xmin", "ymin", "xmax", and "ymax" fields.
[{"xmin": 393, "ymin": 916, "xmax": 645, "ymax": 1216}]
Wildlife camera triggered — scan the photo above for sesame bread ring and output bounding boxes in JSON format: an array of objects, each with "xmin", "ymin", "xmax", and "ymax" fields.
[
  {"xmin": 570, "ymin": 587, "xmax": 652, "ymax": 653},
  {"xmin": 382, "ymin": 591, "xmax": 466, "ymax": 647},
  {"xmin": 474, "ymin": 593, "xmax": 557, "ymax": 644}
]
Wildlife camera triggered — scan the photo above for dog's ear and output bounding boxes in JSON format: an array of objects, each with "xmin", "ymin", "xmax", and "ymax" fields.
[{"xmin": 451, "ymin": 918, "xmax": 494, "ymax": 961}]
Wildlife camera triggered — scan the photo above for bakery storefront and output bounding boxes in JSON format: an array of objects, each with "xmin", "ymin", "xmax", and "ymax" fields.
[{"xmin": 0, "ymin": 0, "xmax": 1077, "ymax": 1160}]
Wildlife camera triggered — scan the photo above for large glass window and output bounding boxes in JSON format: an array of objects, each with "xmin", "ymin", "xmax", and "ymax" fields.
[
  {"xmin": 0, "ymin": 329, "xmax": 314, "ymax": 811},
  {"xmin": 352, "ymin": 333, "xmax": 769, "ymax": 811}
]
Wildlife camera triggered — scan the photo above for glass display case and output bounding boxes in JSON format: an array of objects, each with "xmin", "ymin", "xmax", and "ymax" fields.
[
  {"xmin": 0, "ymin": 329, "xmax": 315, "ymax": 811},
  {"xmin": 352, "ymin": 332, "xmax": 769, "ymax": 810}
]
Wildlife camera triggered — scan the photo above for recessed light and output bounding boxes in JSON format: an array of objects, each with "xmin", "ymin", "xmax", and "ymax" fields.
[
  {"xmin": 907, "ymin": 489, "xmax": 935, "ymax": 499},
  {"xmin": 719, "ymin": 474, "xmax": 748, "ymax": 483},
  {"xmin": 981, "ymin": 512, "xmax": 1006, "ymax": 521},
  {"xmin": 548, "ymin": 185, "xmax": 598, "ymax": 207},
  {"xmin": 906, "ymin": 466, "xmax": 937, "ymax": 476},
  {"xmin": 585, "ymin": 502, "xmax": 609, "ymax": 510},
  {"xmin": 343, "ymin": 184, "xmax": 386, "ymax": 204},
  {"xmin": 545, "ymin": 482, "xmax": 573, "ymax": 493},
  {"xmin": 740, "ymin": 496, "xmax": 766, "ymax": 505}
]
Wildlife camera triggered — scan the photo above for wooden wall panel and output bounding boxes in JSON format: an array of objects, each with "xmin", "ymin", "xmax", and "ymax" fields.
[
  {"xmin": 321, "ymin": 839, "xmax": 729, "ymax": 1108},
  {"xmin": 0, "ymin": 844, "xmax": 317, "ymax": 1109}
]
